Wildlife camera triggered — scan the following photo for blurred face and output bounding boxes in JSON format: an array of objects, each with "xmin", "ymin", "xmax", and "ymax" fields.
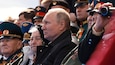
[
  {"xmin": 18, "ymin": 14, "xmax": 27, "ymax": 26},
  {"xmin": 70, "ymin": 13, "xmax": 77, "ymax": 23},
  {"xmin": 42, "ymin": 13, "xmax": 63, "ymax": 41},
  {"xmin": 34, "ymin": 19, "xmax": 43, "ymax": 25},
  {"xmin": 29, "ymin": 30, "xmax": 43, "ymax": 53},
  {"xmin": 0, "ymin": 38, "xmax": 22, "ymax": 57},
  {"xmin": 76, "ymin": 5, "xmax": 88, "ymax": 21}
]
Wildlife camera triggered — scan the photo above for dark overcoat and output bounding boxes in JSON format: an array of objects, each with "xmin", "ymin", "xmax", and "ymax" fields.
[{"xmin": 35, "ymin": 30, "xmax": 76, "ymax": 65}]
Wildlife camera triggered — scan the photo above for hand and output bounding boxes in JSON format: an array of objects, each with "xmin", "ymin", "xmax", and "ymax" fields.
[
  {"xmin": 93, "ymin": 2, "xmax": 112, "ymax": 32},
  {"xmin": 101, "ymin": 2, "xmax": 113, "ymax": 7},
  {"xmin": 93, "ymin": 13, "xmax": 110, "ymax": 32}
]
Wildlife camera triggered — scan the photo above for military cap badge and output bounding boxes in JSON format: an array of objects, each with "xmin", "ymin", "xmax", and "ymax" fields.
[
  {"xmin": 3, "ymin": 30, "xmax": 9, "ymax": 35},
  {"xmin": 53, "ymin": 1, "xmax": 57, "ymax": 5},
  {"xmin": 36, "ymin": 7, "xmax": 41, "ymax": 11}
]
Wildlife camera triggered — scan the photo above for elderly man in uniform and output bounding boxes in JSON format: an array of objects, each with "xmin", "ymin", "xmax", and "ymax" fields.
[{"xmin": 0, "ymin": 22, "xmax": 24, "ymax": 65}]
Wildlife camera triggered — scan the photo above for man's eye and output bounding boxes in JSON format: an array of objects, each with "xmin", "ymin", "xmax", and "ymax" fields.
[
  {"xmin": 30, "ymin": 37, "xmax": 41, "ymax": 41},
  {"xmin": 0, "ymin": 39, "xmax": 10, "ymax": 42},
  {"xmin": 44, "ymin": 21, "xmax": 50, "ymax": 24}
]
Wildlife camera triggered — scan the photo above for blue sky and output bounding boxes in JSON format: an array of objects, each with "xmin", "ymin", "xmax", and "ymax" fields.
[{"xmin": 0, "ymin": 0, "xmax": 39, "ymax": 21}]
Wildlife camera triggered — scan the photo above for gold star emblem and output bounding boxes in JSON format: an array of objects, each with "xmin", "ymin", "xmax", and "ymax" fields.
[
  {"xmin": 3, "ymin": 30, "xmax": 9, "ymax": 35},
  {"xmin": 36, "ymin": 7, "xmax": 41, "ymax": 11},
  {"xmin": 22, "ymin": 23, "xmax": 29, "ymax": 27},
  {"xmin": 24, "ymin": 33, "xmax": 30, "ymax": 39},
  {"xmin": 53, "ymin": 1, "xmax": 57, "ymax": 5}
]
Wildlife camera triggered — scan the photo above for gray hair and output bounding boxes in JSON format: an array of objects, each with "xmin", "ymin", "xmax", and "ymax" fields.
[{"xmin": 48, "ymin": 8, "xmax": 70, "ymax": 29}]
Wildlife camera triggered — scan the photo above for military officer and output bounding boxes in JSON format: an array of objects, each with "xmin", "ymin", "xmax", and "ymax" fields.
[
  {"xmin": 0, "ymin": 22, "xmax": 24, "ymax": 65},
  {"xmin": 33, "ymin": 6, "xmax": 46, "ymax": 25},
  {"xmin": 75, "ymin": 0, "xmax": 89, "ymax": 42}
]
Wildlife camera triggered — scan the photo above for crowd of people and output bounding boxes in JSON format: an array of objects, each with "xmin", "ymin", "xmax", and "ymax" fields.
[{"xmin": 0, "ymin": 0, "xmax": 115, "ymax": 65}]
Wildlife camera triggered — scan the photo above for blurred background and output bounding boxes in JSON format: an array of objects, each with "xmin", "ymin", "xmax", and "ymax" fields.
[{"xmin": 0, "ymin": 0, "xmax": 39, "ymax": 21}]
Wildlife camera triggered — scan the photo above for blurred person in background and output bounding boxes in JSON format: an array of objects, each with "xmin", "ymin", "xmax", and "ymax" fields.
[
  {"xmin": 33, "ymin": 6, "xmax": 47, "ymax": 25},
  {"xmin": 85, "ymin": 1, "xmax": 115, "ymax": 65},
  {"xmin": 78, "ymin": 0, "xmax": 115, "ymax": 65},
  {"xmin": 62, "ymin": 0, "xmax": 89, "ymax": 65},
  {"xmin": 14, "ymin": 8, "xmax": 35, "ymax": 27},
  {"xmin": 20, "ymin": 22, "xmax": 34, "ymax": 65},
  {"xmin": 5, "ymin": 16, "xmax": 15, "ymax": 23},
  {"xmin": 75, "ymin": 0, "xmax": 89, "ymax": 42},
  {"xmin": 40, "ymin": 0, "xmax": 52, "ymax": 12}
]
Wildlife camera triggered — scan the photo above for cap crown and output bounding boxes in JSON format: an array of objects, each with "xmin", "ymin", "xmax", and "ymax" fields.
[{"xmin": 0, "ymin": 22, "xmax": 23, "ymax": 40}]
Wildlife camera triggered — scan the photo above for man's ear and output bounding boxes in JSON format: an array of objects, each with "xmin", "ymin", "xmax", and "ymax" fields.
[
  {"xmin": 17, "ymin": 40, "xmax": 23, "ymax": 49},
  {"xmin": 59, "ymin": 20, "xmax": 66, "ymax": 31}
]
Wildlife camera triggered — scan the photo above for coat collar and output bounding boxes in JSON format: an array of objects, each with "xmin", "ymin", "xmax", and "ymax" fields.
[{"xmin": 49, "ymin": 30, "xmax": 71, "ymax": 47}]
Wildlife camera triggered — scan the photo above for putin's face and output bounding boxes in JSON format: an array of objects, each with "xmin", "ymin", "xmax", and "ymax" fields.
[{"xmin": 42, "ymin": 12, "xmax": 63, "ymax": 41}]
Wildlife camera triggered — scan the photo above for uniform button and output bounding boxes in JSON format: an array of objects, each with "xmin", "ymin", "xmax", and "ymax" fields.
[
  {"xmin": 88, "ymin": 42, "xmax": 91, "ymax": 44},
  {"xmin": 45, "ymin": 45, "xmax": 48, "ymax": 47},
  {"xmin": 89, "ymin": 39, "xmax": 92, "ymax": 41},
  {"xmin": 40, "ymin": 50, "xmax": 42, "ymax": 52}
]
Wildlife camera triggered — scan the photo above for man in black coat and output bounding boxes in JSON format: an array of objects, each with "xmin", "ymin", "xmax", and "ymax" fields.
[{"xmin": 35, "ymin": 8, "xmax": 76, "ymax": 65}]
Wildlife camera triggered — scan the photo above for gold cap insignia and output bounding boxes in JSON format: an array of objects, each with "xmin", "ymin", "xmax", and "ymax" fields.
[
  {"xmin": 53, "ymin": 1, "xmax": 57, "ymax": 5},
  {"xmin": 24, "ymin": 33, "xmax": 31, "ymax": 38},
  {"xmin": 3, "ymin": 30, "xmax": 9, "ymax": 35},
  {"xmin": 36, "ymin": 7, "xmax": 41, "ymax": 11},
  {"xmin": 22, "ymin": 23, "xmax": 29, "ymax": 27}
]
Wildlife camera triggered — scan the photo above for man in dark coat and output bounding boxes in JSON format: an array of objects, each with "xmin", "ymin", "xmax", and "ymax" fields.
[{"xmin": 35, "ymin": 8, "xmax": 76, "ymax": 65}]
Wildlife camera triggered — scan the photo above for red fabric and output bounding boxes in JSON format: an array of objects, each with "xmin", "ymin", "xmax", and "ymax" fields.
[
  {"xmin": 0, "ymin": 31, "xmax": 2, "ymax": 35},
  {"xmin": 36, "ymin": 12, "xmax": 46, "ymax": 17},
  {"xmin": 86, "ymin": 11, "xmax": 115, "ymax": 65}
]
